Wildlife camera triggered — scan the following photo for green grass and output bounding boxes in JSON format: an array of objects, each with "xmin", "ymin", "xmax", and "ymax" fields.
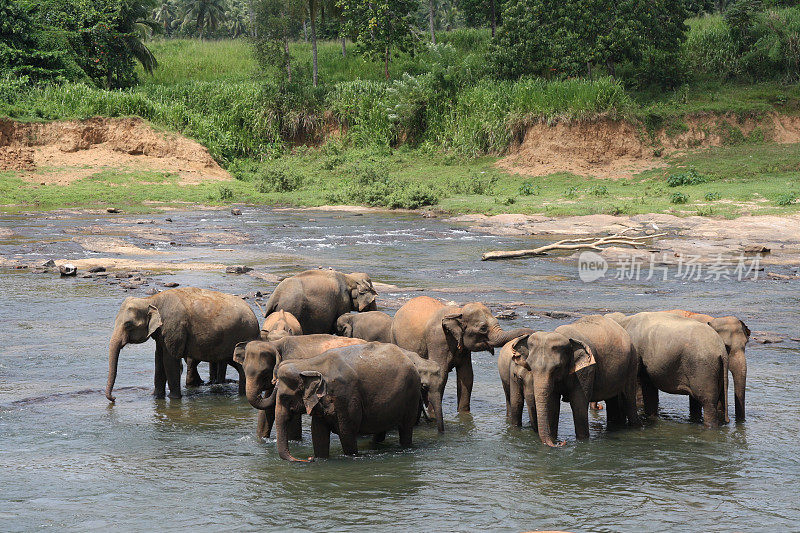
[{"xmin": 2, "ymin": 142, "xmax": 799, "ymax": 217}]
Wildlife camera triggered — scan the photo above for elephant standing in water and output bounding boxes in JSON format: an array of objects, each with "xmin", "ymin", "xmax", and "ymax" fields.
[
  {"xmin": 105, "ymin": 287, "xmax": 259, "ymax": 401},
  {"xmin": 336, "ymin": 311, "xmax": 393, "ymax": 343},
  {"xmin": 261, "ymin": 310, "xmax": 303, "ymax": 341},
  {"xmin": 233, "ymin": 335, "xmax": 367, "ymax": 439},
  {"xmin": 666, "ymin": 309, "xmax": 750, "ymax": 421},
  {"xmin": 262, "ymin": 269, "xmax": 377, "ymax": 334},
  {"xmin": 607, "ymin": 311, "xmax": 729, "ymax": 427},
  {"xmin": 392, "ymin": 296, "xmax": 534, "ymax": 429},
  {"xmin": 504, "ymin": 315, "xmax": 640, "ymax": 446},
  {"xmin": 273, "ymin": 343, "xmax": 421, "ymax": 461}
]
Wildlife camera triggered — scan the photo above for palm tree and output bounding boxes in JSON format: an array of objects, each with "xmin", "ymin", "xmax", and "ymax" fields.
[
  {"xmin": 182, "ymin": 0, "xmax": 228, "ymax": 40},
  {"xmin": 119, "ymin": 0, "xmax": 159, "ymax": 74},
  {"xmin": 153, "ymin": 0, "xmax": 179, "ymax": 36}
]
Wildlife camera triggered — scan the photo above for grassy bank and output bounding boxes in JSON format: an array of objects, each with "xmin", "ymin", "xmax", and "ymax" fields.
[
  {"xmin": 3, "ymin": 141, "xmax": 799, "ymax": 217},
  {"xmin": 2, "ymin": 30, "xmax": 800, "ymax": 216}
]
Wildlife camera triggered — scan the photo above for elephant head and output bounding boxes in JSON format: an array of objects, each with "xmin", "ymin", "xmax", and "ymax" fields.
[
  {"xmin": 510, "ymin": 332, "xmax": 596, "ymax": 447},
  {"xmin": 709, "ymin": 316, "xmax": 750, "ymax": 420},
  {"xmin": 274, "ymin": 362, "xmax": 328, "ymax": 462},
  {"xmin": 106, "ymin": 297, "xmax": 163, "ymax": 402},
  {"xmin": 261, "ymin": 310, "xmax": 303, "ymax": 341},
  {"xmin": 232, "ymin": 340, "xmax": 280, "ymax": 411},
  {"xmin": 442, "ymin": 302, "xmax": 533, "ymax": 354},
  {"xmin": 336, "ymin": 314, "xmax": 355, "ymax": 337},
  {"xmin": 346, "ymin": 272, "xmax": 377, "ymax": 312}
]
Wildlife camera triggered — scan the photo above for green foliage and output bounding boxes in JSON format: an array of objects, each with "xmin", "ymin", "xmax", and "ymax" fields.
[
  {"xmin": 775, "ymin": 192, "xmax": 797, "ymax": 205},
  {"xmin": 519, "ymin": 181, "xmax": 540, "ymax": 195},
  {"xmin": 667, "ymin": 168, "xmax": 708, "ymax": 186},
  {"xmin": 449, "ymin": 172, "xmax": 498, "ymax": 194},
  {"xmin": 339, "ymin": 0, "xmax": 419, "ymax": 79},
  {"xmin": 589, "ymin": 185, "xmax": 609, "ymax": 196},
  {"xmin": 219, "ymin": 184, "xmax": 234, "ymax": 199},
  {"xmin": 491, "ymin": 0, "xmax": 689, "ymax": 88},
  {"xmin": 326, "ymin": 162, "xmax": 439, "ymax": 208},
  {"xmin": 671, "ymin": 191, "xmax": 690, "ymax": 203},
  {"xmin": 704, "ymin": 191, "xmax": 722, "ymax": 200},
  {"xmin": 565, "ymin": 186, "xmax": 580, "ymax": 198},
  {"xmin": 255, "ymin": 167, "xmax": 304, "ymax": 192}
]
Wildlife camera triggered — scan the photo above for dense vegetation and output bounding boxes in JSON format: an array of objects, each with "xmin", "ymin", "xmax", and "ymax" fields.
[{"xmin": 2, "ymin": 0, "xmax": 799, "ymax": 213}]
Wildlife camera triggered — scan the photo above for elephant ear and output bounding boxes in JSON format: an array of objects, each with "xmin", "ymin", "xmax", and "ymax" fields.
[
  {"xmin": 510, "ymin": 335, "xmax": 531, "ymax": 370},
  {"xmin": 442, "ymin": 313, "xmax": 465, "ymax": 351},
  {"xmin": 232, "ymin": 341, "xmax": 249, "ymax": 364},
  {"xmin": 342, "ymin": 322, "xmax": 353, "ymax": 337},
  {"xmin": 353, "ymin": 283, "xmax": 376, "ymax": 311},
  {"xmin": 300, "ymin": 370, "xmax": 327, "ymax": 415},
  {"xmin": 569, "ymin": 338, "xmax": 596, "ymax": 401},
  {"xmin": 739, "ymin": 319, "xmax": 751, "ymax": 339},
  {"xmin": 147, "ymin": 305, "xmax": 162, "ymax": 338}
]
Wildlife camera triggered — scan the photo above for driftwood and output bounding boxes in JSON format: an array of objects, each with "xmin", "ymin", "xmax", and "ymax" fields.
[{"xmin": 481, "ymin": 231, "xmax": 667, "ymax": 261}]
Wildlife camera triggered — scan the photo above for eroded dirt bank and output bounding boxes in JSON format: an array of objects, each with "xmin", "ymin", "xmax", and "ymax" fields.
[
  {"xmin": 0, "ymin": 117, "xmax": 231, "ymax": 184},
  {"xmin": 499, "ymin": 113, "xmax": 800, "ymax": 178}
]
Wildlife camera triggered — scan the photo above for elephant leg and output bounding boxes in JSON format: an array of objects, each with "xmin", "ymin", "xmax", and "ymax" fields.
[
  {"xmin": 337, "ymin": 409, "xmax": 360, "ymax": 456},
  {"xmin": 730, "ymin": 354, "xmax": 746, "ymax": 422},
  {"xmin": 689, "ymin": 396, "xmax": 703, "ymax": 422},
  {"xmin": 339, "ymin": 429, "xmax": 358, "ymax": 456},
  {"xmin": 398, "ymin": 424, "xmax": 413, "ymax": 448},
  {"xmin": 548, "ymin": 395, "xmax": 561, "ymax": 440},
  {"xmin": 524, "ymin": 389, "xmax": 538, "ymax": 432},
  {"xmin": 164, "ymin": 356, "xmax": 183, "ymax": 399},
  {"xmin": 154, "ymin": 342, "xmax": 167, "ymax": 399},
  {"xmin": 288, "ymin": 413, "xmax": 303, "ymax": 441},
  {"xmin": 185, "ymin": 358, "xmax": 203, "ymax": 387},
  {"xmin": 230, "ymin": 359, "xmax": 246, "ymax": 396},
  {"xmin": 640, "ymin": 373, "xmax": 659, "ymax": 418},
  {"xmin": 701, "ymin": 395, "xmax": 721, "ymax": 428},
  {"xmin": 256, "ymin": 409, "xmax": 274, "ymax": 440},
  {"xmin": 455, "ymin": 360, "xmax": 474, "ymax": 413},
  {"xmin": 568, "ymin": 387, "xmax": 590, "ymax": 440},
  {"xmin": 310, "ymin": 417, "xmax": 331, "ymax": 459},
  {"xmin": 621, "ymin": 374, "xmax": 641, "ymax": 426},
  {"xmin": 371, "ymin": 431, "xmax": 386, "ymax": 448},
  {"xmin": 605, "ymin": 396, "xmax": 625, "ymax": 427},
  {"xmin": 508, "ymin": 377, "xmax": 524, "ymax": 426}
]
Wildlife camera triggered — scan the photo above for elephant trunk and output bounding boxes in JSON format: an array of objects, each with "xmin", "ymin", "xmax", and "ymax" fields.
[
  {"xmin": 105, "ymin": 330, "xmax": 126, "ymax": 402},
  {"xmin": 488, "ymin": 325, "xmax": 535, "ymax": 347},
  {"xmin": 246, "ymin": 378, "xmax": 277, "ymax": 411},
  {"xmin": 730, "ymin": 350, "xmax": 747, "ymax": 421},
  {"xmin": 428, "ymin": 390, "xmax": 444, "ymax": 433},
  {"xmin": 533, "ymin": 378, "xmax": 559, "ymax": 447},
  {"xmin": 276, "ymin": 402, "xmax": 309, "ymax": 462}
]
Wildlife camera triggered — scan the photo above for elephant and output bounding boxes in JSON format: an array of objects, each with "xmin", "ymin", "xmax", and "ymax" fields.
[
  {"xmin": 106, "ymin": 287, "xmax": 259, "ymax": 401},
  {"xmin": 506, "ymin": 315, "xmax": 640, "ymax": 447},
  {"xmin": 391, "ymin": 296, "xmax": 534, "ymax": 419},
  {"xmin": 606, "ymin": 311, "xmax": 728, "ymax": 427},
  {"xmin": 399, "ymin": 348, "xmax": 445, "ymax": 432},
  {"xmin": 262, "ymin": 269, "xmax": 377, "ymax": 334},
  {"xmin": 185, "ymin": 358, "xmax": 228, "ymax": 387},
  {"xmin": 336, "ymin": 311, "xmax": 393, "ymax": 343},
  {"xmin": 272, "ymin": 342, "xmax": 421, "ymax": 461},
  {"xmin": 261, "ymin": 310, "xmax": 303, "ymax": 341},
  {"xmin": 233, "ymin": 334, "xmax": 367, "ymax": 440},
  {"xmin": 498, "ymin": 339, "xmax": 536, "ymax": 430},
  {"xmin": 665, "ymin": 309, "xmax": 750, "ymax": 421}
]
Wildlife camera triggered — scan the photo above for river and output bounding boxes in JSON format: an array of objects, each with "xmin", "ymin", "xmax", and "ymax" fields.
[{"xmin": 1, "ymin": 208, "xmax": 798, "ymax": 532}]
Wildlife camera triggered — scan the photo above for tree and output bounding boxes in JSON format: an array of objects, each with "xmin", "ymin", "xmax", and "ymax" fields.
[
  {"xmin": 153, "ymin": 0, "xmax": 180, "ymax": 35},
  {"xmin": 428, "ymin": 0, "xmax": 437, "ymax": 43},
  {"xmin": 253, "ymin": 0, "xmax": 302, "ymax": 82},
  {"xmin": 0, "ymin": 0, "xmax": 71, "ymax": 84},
  {"xmin": 339, "ymin": 0, "xmax": 418, "ymax": 79},
  {"xmin": 182, "ymin": 0, "xmax": 228, "ymax": 39},
  {"xmin": 458, "ymin": 0, "xmax": 498, "ymax": 36},
  {"xmin": 118, "ymin": 0, "xmax": 159, "ymax": 75}
]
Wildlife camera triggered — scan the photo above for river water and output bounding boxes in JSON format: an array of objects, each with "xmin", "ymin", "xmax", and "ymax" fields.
[{"xmin": 1, "ymin": 208, "xmax": 798, "ymax": 532}]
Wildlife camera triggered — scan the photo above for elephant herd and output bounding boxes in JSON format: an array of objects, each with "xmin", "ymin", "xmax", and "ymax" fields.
[{"xmin": 104, "ymin": 268, "xmax": 750, "ymax": 460}]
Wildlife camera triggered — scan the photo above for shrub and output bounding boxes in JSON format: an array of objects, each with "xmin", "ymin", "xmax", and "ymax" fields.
[
  {"xmin": 776, "ymin": 193, "xmax": 797, "ymax": 206},
  {"xmin": 671, "ymin": 191, "xmax": 690, "ymax": 204},
  {"xmin": 219, "ymin": 185, "xmax": 234, "ymax": 200},
  {"xmin": 565, "ymin": 186, "xmax": 581, "ymax": 198},
  {"xmin": 667, "ymin": 169, "xmax": 708, "ymax": 186},
  {"xmin": 327, "ymin": 163, "xmax": 439, "ymax": 209},
  {"xmin": 589, "ymin": 185, "xmax": 609, "ymax": 196},
  {"xmin": 704, "ymin": 191, "xmax": 722, "ymax": 201},
  {"xmin": 519, "ymin": 181, "xmax": 540, "ymax": 195},
  {"xmin": 255, "ymin": 168, "xmax": 303, "ymax": 192},
  {"xmin": 449, "ymin": 172, "xmax": 498, "ymax": 195}
]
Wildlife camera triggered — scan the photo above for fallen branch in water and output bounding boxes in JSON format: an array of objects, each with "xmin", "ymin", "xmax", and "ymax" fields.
[{"xmin": 481, "ymin": 231, "xmax": 667, "ymax": 261}]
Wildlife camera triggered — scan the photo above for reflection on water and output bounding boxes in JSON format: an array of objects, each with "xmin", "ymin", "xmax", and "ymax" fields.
[{"xmin": 1, "ymin": 208, "xmax": 799, "ymax": 531}]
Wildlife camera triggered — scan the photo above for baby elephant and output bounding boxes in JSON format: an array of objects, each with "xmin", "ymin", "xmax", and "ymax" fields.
[
  {"xmin": 336, "ymin": 311, "xmax": 393, "ymax": 343},
  {"xmin": 261, "ymin": 310, "xmax": 303, "ymax": 341},
  {"xmin": 273, "ymin": 342, "xmax": 421, "ymax": 461}
]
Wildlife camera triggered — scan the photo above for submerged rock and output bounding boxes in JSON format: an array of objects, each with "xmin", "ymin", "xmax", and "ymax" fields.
[
  {"xmin": 231, "ymin": 208, "xmax": 242, "ymax": 216},
  {"xmin": 59, "ymin": 264, "xmax": 77, "ymax": 276},
  {"xmin": 225, "ymin": 265, "xmax": 253, "ymax": 274}
]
